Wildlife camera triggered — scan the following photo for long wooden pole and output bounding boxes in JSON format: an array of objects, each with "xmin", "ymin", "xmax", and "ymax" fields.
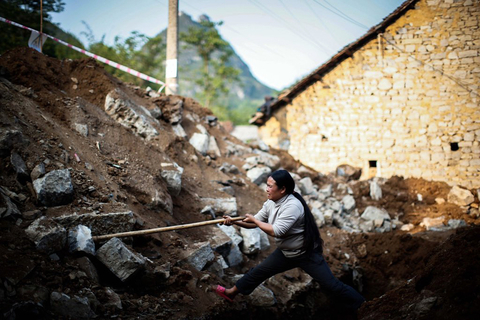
[
  {"xmin": 165, "ymin": 0, "xmax": 178, "ymax": 94},
  {"xmin": 92, "ymin": 216, "xmax": 244, "ymax": 241},
  {"xmin": 39, "ymin": 0, "xmax": 43, "ymax": 53}
]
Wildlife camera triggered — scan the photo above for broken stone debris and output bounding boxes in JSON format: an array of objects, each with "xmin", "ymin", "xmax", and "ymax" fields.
[
  {"xmin": 0, "ymin": 130, "xmax": 28, "ymax": 157},
  {"xmin": 75, "ymin": 256, "xmax": 100, "ymax": 283},
  {"xmin": 50, "ymin": 291, "xmax": 96, "ymax": 320},
  {"xmin": 104, "ymin": 89, "xmax": 159, "ymax": 140},
  {"xmin": 74, "ymin": 123, "xmax": 89, "ymax": 137},
  {"xmin": 232, "ymin": 275, "xmax": 276, "ymax": 307},
  {"xmin": 225, "ymin": 244, "xmax": 244, "ymax": 267},
  {"xmin": 207, "ymin": 255, "xmax": 229, "ymax": 278},
  {"xmin": 0, "ymin": 187, "xmax": 22, "ymax": 218},
  {"xmin": 10, "ymin": 152, "xmax": 29, "ymax": 183},
  {"xmin": 30, "ymin": 162, "xmax": 46, "ymax": 181},
  {"xmin": 369, "ymin": 181, "xmax": 383, "ymax": 200}
]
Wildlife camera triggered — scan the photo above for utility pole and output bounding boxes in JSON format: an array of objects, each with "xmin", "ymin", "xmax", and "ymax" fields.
[{"xmin": 165, "ymin": 0, "xmax": 179, "ymax": 95}]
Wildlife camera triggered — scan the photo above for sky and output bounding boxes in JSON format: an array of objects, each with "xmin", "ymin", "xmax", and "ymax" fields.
[{"xmin": 49, "ymin": 0, "xmax": 406, "ymax": 91}]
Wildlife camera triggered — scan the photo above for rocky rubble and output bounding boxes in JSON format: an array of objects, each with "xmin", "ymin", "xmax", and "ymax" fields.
[{"xmin": 0, "ymin": 47, "xmax": 479, "ymax": 319}]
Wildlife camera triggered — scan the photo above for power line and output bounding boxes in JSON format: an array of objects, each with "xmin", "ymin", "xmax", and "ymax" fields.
[
  {"xmin": 303, "ymin": 0, "xmax": 341, "ymax": 47},
  {"xmin": 312, "ymin": 0, "xmax": 369, "ymax": 29},
  {"xmin": 278, "ymin": 0, "xmax": 336, "ymax": 53},
  {"xmin": 180, "ymin": 0, "xmax": 288, "ymax": 59},
  {"xmin": 248, "ymin": 0, "xmax": 332, "ymax": 55}
]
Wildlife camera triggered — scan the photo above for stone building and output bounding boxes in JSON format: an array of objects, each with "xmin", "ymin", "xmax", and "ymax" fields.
[{"xmin": 257, "ymin": 0, "xmax": 480, "ymax": 188}]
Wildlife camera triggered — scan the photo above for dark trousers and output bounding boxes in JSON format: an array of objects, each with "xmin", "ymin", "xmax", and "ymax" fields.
[{"xmin": 235, "ymin": 248, "xmax": 365, "ymax": 309}]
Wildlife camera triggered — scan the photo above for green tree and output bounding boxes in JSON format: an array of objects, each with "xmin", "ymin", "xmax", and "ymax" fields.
[
  {"xmin": 82, "ymin": 24, "xmax": 165, "ymax": 90},
  {"xmin": 180, "ymin": 19, "xmax": 240, "ymax": 110},
  {"xmin": 0, "ymin": 0, "xmax": 84, "ymax": 59}
]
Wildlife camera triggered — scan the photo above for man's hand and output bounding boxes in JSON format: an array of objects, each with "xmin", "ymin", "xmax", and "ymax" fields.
[
  {"xmin": 243, "ymin": 214, "xmax": 256, "ymax": 224},
  {"xmin": 222, "ymin": 215, "xmax": 233, "ymax": 226}
]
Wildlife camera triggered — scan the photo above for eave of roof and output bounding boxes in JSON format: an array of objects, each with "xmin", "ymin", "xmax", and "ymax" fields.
[{"xmin": 264, "ymin": 0, "xmax": 419, "ymax": 121}]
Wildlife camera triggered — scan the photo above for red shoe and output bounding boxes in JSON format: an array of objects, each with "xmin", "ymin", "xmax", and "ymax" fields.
[{"xmin": 215, "ymin": 285, "xmax": 233, "ymax": 302}]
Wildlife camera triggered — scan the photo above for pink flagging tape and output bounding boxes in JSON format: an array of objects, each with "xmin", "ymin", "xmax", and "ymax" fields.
[{"xmin": 0, "ymin": 16, "xmax": 166, "ymax": 89}]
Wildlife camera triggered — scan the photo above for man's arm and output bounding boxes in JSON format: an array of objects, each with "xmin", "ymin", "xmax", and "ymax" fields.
[{"xmin": 243, "ymin": 214, "xmax": 275, "ymax": 236}]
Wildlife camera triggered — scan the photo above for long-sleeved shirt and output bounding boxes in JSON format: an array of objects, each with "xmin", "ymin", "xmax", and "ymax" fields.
[{"xmin": 254, "ymin": 193, "xmax": 305, "ymax": 257}]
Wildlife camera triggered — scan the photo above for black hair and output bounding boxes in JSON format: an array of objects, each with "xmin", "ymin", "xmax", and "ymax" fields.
[{"xmin": 270, "ymin": 170, "xmax": 323, "ymax": 254}]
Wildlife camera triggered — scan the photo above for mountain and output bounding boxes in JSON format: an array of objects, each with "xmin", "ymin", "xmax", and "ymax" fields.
[{"xmin": 153, "ymin": 12, "xmax": 276, "ymax": 122}]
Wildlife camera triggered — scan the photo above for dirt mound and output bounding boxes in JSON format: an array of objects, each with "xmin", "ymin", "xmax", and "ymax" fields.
[
  {"xmin": 0, "ymin": 47, "xmax": 479, "ymax": 320},
  {"xmin": 359, "ymin": 226, "xmax": 480, "ymax": 320}
]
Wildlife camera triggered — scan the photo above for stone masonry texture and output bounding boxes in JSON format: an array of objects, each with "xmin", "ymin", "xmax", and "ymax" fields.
[{"xmin": 259, "ymin": 0, "xmax": 480, "ymax": 188}]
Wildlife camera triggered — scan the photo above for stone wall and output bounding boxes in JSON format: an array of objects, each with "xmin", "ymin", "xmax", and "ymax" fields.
[{"xmin": 259, "ymin": 0, "xmax": 480, "ymax": 188}]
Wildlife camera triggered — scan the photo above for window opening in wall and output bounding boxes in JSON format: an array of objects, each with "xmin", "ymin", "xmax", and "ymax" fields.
[
  {"xmin": 369, "ymin": 160, "xmax": 377, "ymax": 168},
  {"xmin": 450, "ymin": 142, "xmax": 459, "ymax": 151}
]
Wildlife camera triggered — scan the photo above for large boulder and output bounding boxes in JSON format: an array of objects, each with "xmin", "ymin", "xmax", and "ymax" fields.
[
  {"xmin": 25, "ymin": 216, "xmax": 67, "ymax": 253},
  {"xmin": 96, "ymin": 237, "xmax": 146, "ymax": 282},
  {"xmin": 336, "ymin": 164, "xmax": 362, "ymax": 181},
  {"xmin": 232, "ymin": 275, "xmax": 276, "ymax": 306},
  {"xmin": 0, "ymin": 130, "xmax": 28, "ymax": 157},
  {"xmin": 159, "ymin": 162, "xmax": 184, "ymax": 196},
  {"xmin": 68, "ymin": 225, "xmax": 95, "ymax": 255},
  {"xmin": 54, "ymin": 211, "xmax": 135, "ymax": 237},
  {"xmin": 246, "ymin": 151, "xmax": 281, "ymax": 170},
  {"xmin": 200, "ymin": 198, "xmax": 238, "ymax": 217},
  {"xmin": 189, "ymin": 133, "xmax": 210, "ymax": 156},
  {"xmin": 33, "ymin": 169, "xmax": 74, "ymax": 207},
  {"xmin": 246, "ymin": 166, "xmax": 272, "ymax": 185},
  {"xmin": 240, "ymin": 228, "xmax": 270, "ymax": 255},
  {"xmin": 180, "ymin": 241, "xmax": 215, "ymax": 271},
  {"xmin": 225, "ymin": 243, "xmax": 244, "ymax": 267},
  {"xmin": 447, "ymin": 186, "xmax": 474, "ymax": 206},
  {"xmin": 361, "ymin": 206, "xmax": 390, "ymax": 221}
]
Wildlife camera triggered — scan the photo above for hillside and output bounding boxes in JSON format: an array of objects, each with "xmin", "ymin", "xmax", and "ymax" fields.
[
  {"xmin": 0, "ymin": 47, "xmax": 479, "ymax": 320},
  {"xmin": 153, "ymin": 12, "xmax": 276, "ymax": 111}
]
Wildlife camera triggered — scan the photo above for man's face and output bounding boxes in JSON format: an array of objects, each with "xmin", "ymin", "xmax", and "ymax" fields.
[{"xmin": 266, "ymin": 177, "xmax": 285, "ymax": 201}]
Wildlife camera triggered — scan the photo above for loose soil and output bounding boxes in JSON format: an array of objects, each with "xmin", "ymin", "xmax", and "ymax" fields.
[{"xmin": 0, "ymin": 47, "xmax": 479, "ymax": 320}]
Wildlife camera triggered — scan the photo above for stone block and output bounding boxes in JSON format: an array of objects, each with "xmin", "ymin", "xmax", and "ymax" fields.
[
  {"xmin": 68, "ymin": 225, "xmax": 95, "ymax": 255},
  {"xmin": 96, "ymin": 237, "xmax": 146, "ymax": 281},
  {"xmin": 25, "ymin": 216, "xmax": 67, "ymax": 254},
  {"xmin": 180, "ymin": 241, "xmax": 215, "ymax": 271},
  {"xmin": 54, "ymin": 212, "xmax": 135, "ymax": 237},
  {"xmin": 50, "ymin": 292, "xmax": 95, "ymax": 320},
  {"xmin": 200, "ymin": 197, "xmax": 238, "ymax": 217},
  {"xmin": 160, "ymin": 162, "xmax": 184, "ymax": 196},
  {"xmin": 448, "ymin": 185, "xmax": 474, "ymax": 206},
  {"xmin": 361, "ymin": 206, "xmax": 390, "ymax": 221},
  {"xmin": 246, "ymin": 166, "xmax": 272, "ymax": 185},
  {"xmin": 33, "ymin": 169, "xmax": 74, "ymax": 207},
  {"xmin": 189, "ymin": 133, "xmax": 210, "ymax": 156}
]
